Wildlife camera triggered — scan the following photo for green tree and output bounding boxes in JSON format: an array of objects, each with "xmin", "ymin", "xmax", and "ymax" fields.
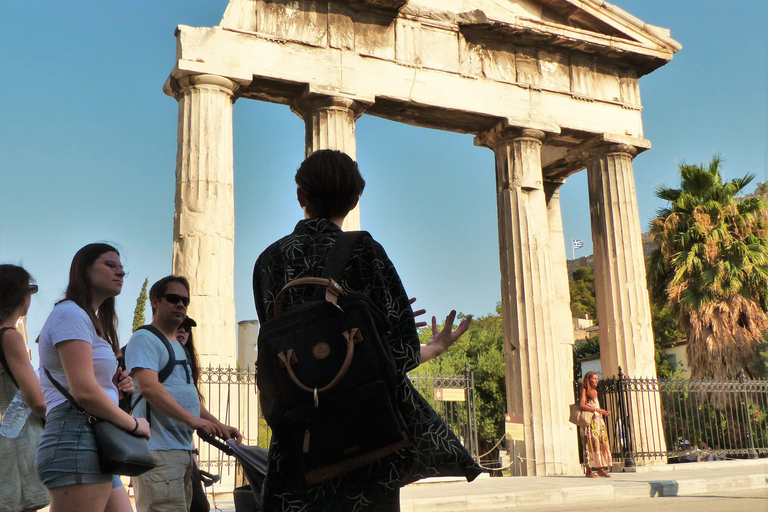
[
  {"xmin": 570, "ymin": 267, "xmax": 597, "ymax": 321},
  {"xmin": 413, "ymin": 306, "xmax": 506, "ymax": 449},
  {"xmin": 572, "ymin": 337, "xmax": 600, "ymax": 380},
  {"xmin": 132, "ymin": 278, "xmax": 149, "ymax": 332},
  {"xmin": 650, "ymin": 302, "xmax": 685, "ymax": 379},
  {"xmin": 647, "ymin": 155, "xmax": 768, "ymax": 379}
]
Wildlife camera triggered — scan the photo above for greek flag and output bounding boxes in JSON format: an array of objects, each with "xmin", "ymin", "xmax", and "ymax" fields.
[{"xmin": 572, "ymin": 239, "xmax": 584, "ymax": 250}]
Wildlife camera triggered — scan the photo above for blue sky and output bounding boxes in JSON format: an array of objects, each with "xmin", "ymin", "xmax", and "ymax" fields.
[{"xmin": 1, "ymin": 1, "xmax": 766, "ymax": 363}]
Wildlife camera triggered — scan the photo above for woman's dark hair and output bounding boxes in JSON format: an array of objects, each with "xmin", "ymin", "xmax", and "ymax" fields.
[
  {"xmin": 0, "ymin": 264, "xmax": 34, "ymax": 323},
  {"xmin": 295, "ymin": 149, "xmax": 365, "ymax": 219},
  {"xmin": 179, "ymin": 320, "xmax": 204, "ymax": 404},
  {"xmin": 61, "ymin": 243, "xmax": 120, "ymax": 354}
]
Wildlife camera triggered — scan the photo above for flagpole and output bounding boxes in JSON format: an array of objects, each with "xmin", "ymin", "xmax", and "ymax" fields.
[{"xmin": 571, "ymin": 240, "xmax": 574, "ymax": 261}]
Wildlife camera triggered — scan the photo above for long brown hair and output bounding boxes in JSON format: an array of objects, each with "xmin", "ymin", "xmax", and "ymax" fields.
[
  {"xmin": 583, "ymin": 371, "xmax": 599, "ymax": 399},
  {"xmin": 178, "ymin": 318, "xmax": 204, "ymax": 404},
  {"xmin": 60, "ymin": 243, "xmax": 120, "ymax": 354}
]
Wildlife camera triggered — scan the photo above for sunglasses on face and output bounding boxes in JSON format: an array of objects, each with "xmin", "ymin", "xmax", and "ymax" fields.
[
  {"xmin": 29, "ymin": 284, "xmax": 38, "ymax": 294},
  {"xmin": 163, "ymin": 293, "xmax": 190, "ymax": 307}
]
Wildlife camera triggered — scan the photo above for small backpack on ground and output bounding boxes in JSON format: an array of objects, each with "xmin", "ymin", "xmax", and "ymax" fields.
[{"xmin": 257, "ymin": 231, "xmax": 411, "ymax": 486}]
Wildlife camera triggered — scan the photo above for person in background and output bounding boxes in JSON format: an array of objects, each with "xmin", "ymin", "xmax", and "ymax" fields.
[
  {"xmin": 579, "ymin": 371, "xmax": 612, "ymax": 477},
  {"xmin": 175, "ymin": 316, "xmax": 212, "ymax": 512},
  {"xmin": 36, "ymin": 243, "xmax": 150, "ymax": 512},
  {"xmin": 0, "ymin": 264, "xmax": 49, "ymax": 512}
]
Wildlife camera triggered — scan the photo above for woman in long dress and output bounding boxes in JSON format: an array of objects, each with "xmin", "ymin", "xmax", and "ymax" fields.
[
  {"xmin": 0, "ymin": 264, "xmax": 49, "ymax": 512},
  {"xmin": 579, "ymin": 371, "xmax": 612, "ymax": 478}
]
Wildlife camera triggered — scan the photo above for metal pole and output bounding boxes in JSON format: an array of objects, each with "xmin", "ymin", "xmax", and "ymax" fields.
[
  {"xmin": 616, "ymin": 367, "xmax": 636, "ymax": 468},
  {"xmin": 739, "ymin": 369, "xmax": 758, "ymax": 459}
]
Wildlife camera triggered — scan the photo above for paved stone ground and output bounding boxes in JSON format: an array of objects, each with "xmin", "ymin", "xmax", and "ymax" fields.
[{"xmin": 200, "ymin": 458, "xmax": 767, "ymax": 512}]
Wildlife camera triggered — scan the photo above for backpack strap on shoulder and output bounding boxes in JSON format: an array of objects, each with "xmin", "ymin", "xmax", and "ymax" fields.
[
  {"xmin": 0, "ymin": 327, "xmax": 19, "ymax": 388},
  {"xmin": 311, "ymin": 231, "xmax": 366, "ymax": 301},
  {"xmin": 136, "ymin": 325, "xmax": 177, "ymax": 383}
]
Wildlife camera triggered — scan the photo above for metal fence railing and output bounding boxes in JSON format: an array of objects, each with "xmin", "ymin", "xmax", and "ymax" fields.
[
  {"xmin": 575, "ymin": 368, "xmax": 768, "ymax": 466},
  {"xmin": 196, "ymin": 363, "xmax": 479, "ymax": 478}
]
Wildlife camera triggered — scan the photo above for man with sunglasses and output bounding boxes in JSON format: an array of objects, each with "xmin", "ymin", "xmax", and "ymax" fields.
[{"xmin": 125, "ymin": 275, "xmax": 242, "ymax": 512}]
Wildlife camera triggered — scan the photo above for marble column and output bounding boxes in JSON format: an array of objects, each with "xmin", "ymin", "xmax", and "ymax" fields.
[
  {"xmin": 476, "ymin": 126, "xmax": 571, "ymax": 476},
  {"xmin": 586, "ymin": 143, "xmax": 665, "ymax": 465},
  {"xmin": 291, "ymin": 94, "xmax": 369, "ymax": 231},
  {"xmin": 168, "ymin": 74, "xmax": 239, "ymax": 368},
  {"xmin": 544, "ymin": 179, "xmax": 581, "ymax": 475}
]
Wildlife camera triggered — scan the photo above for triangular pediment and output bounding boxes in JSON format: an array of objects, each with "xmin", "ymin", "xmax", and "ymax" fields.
[{"xmin": 401, "ymin": 0, "xmax": 680, "ymax": 57}]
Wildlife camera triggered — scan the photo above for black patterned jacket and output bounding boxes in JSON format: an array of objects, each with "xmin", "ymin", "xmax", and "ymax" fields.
[{"xmin": 253, "ymin": 218, "xmax": 482, "ymax": 511}]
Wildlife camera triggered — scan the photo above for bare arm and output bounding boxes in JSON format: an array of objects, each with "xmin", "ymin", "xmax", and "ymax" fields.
[
  {"xmin": 133, "ymin": 367, "xmax": 219, "ymax": 435},
  {"xmin": 200, "ymin": 404, "xmax": 242, "ymax": 444},
  {"xmin": 2, "ymin": 330, "xmax": 46, "ymax": 418},
  {"xmin": 58, "ymin": 339, "xmax": 149, "ymax": 437}
]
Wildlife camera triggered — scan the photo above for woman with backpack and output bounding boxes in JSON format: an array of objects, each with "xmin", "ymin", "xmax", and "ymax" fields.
[
  {"xmin": 253, "ymin": 150, "xmax": 482, "ymax": 511},
  {"xmin": 0, "ymin": 264, "xmax": 49, "ymax": 512}
]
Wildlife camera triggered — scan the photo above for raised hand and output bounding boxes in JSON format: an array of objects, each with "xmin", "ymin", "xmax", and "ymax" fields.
[{"xmin": 420, "ymin": 310, "xmax": 472, "ymax": 363}]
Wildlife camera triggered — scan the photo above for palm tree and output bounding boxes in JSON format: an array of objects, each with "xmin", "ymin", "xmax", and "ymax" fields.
[{"xmin": 647, "ymin": 155, "xmax": 768, "ymax": 379}]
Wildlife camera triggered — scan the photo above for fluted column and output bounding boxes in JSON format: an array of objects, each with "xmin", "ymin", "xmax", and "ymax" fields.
[
  {"xmin": 476, "ymin": 126, "xmax": 570, "ymax": 476},
  {"xmin": 586, "ymin": 143, "xmax": 665, "ymax": 466},
  {"xmin": 169, "ymin": 74, "xmax": 239, "ymax": 368},
  {"xmin": 544, "ymin": 180, "xmax": 581, "ymax": 475},
  {"xmin": 291, "ymin": 94, "xmax": 369, "ymax": 231},
  {"xmin": 586, "ymin": 144, "xmax": 655, "ymax": 379}
]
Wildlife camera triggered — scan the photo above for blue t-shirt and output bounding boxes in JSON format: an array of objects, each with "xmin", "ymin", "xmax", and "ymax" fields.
[{"xmin": 125, "ymin": 329, "xmax": 201, "ymax": 451}]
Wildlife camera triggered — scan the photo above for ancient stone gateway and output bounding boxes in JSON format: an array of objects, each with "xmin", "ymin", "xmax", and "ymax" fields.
[{"xmin": 164, "ymin": 0, "xmax": 680, "ymax": 475}]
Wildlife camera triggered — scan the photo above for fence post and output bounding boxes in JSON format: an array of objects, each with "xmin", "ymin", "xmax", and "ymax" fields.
[
  {"xmin": 738, "ymin": 369, "xmax": 759, "ymax": 459},
  {"xmin": 616, "ymin": 367, "xmax": 636, "ymax": 468},
  {"xmin": 463, "ymin": 363, "xmax": 477, "ymax": 459}
]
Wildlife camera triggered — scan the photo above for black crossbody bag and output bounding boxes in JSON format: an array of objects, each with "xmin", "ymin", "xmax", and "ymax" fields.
[{"xmin": 44, "ymin": 367, "xmax": 155, "ymax": 476}]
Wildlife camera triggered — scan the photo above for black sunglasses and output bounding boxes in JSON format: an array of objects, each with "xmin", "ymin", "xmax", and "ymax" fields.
[{"xmin": 162, "ymin": 293, "xmax": 190, "ymax": 307}]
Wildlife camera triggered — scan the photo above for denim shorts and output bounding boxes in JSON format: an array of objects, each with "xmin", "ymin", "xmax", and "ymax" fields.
[{"xmin": 36, "ymin": 402, "xmax": 120, "ymax": 489}]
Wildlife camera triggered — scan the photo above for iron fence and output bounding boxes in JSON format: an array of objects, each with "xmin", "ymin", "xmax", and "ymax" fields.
[
  {"xmin": 575, "ymin": 368, "xmax": 768, "ymax": 466},
  {"xmin": 195, "ymin": 363, "xmax": 478, "ymax": 476}
]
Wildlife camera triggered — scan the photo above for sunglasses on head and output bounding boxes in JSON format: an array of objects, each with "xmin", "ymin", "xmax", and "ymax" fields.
[{"xmin": 162, "ymin": 293, "xmax": 190, "ymax": 307}]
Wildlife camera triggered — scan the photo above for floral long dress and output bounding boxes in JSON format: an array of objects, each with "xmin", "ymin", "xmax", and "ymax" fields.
[{"xmin": 581, "ymin": 396, "xmax": 612, "ymax": 469}]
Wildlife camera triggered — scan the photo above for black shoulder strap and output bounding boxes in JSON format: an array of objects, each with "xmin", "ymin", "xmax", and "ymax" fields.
[
  {"xmin": 312, "ymin": 231, "xmax": 366, "ymax": 301},
  {"xmin": 0, "ymin": 327, "xmax": 19, "ymax": 389},
  {"xmin": 136, "ymin": 325, "xmax": 177, "ymax": 384}
]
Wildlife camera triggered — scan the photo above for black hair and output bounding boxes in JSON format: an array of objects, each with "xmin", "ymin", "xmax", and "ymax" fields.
[
  {"xmin": 295, "ymin": 149, "xmax": 365, "ymax": 219},
  {"xmin": 0, "ymin": 264, "xmax": 34, "ymax": 323}
]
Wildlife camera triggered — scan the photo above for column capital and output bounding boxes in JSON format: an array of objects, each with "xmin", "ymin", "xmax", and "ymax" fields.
[
  {"xmin": 587, "ymin": 142, "xmax": 637, "ymax": 160},
  {"xmin": 164, "ymin": 74, "xmax": 240, "ymax": 100},
  {"xmin": 475, "ymin": 123, "xmax": 546, "ymax": 150},
  {"xmin": 290, "ymin": 92, "xmax": 372, "ymax": 121}
]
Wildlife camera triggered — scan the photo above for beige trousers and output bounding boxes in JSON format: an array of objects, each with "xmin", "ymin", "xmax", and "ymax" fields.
[{"xmin": 133, "ymin": 449, "xmax": 194, "ymax": 512}]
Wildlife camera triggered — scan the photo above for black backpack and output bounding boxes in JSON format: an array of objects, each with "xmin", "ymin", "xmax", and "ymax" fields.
[
  {"xmin": 125, "ymin": 325, "xmax": 192, "ymax": 421},
  {"xmin": 256, "ymin": 231, "xmax": 411, "ymax": 486}
]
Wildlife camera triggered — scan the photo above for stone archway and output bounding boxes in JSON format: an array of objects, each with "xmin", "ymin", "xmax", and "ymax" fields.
[{"xmin": 164, "ymin": 0, "xmax": 680, "ymax": 475}]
